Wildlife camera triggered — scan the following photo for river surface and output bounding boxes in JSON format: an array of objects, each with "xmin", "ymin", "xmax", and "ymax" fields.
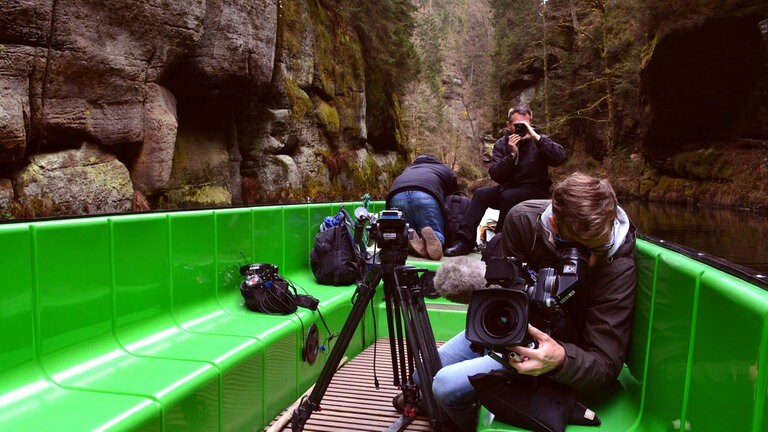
[{"xmin": 621, "ymin": 200, "xmax": 768, "ymax": 275}]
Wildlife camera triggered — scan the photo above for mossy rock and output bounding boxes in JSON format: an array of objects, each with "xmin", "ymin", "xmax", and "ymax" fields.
[
  {"xmin": 316, "ymin": 100, "xmax": 340, "ymax": 135},
  {"xmin": 285, "ymin": 77, "xmax": 313, "ymax": 121},
  {"xmin": 673, "ymin": 149, "xmax": 731, "ymax": 181},
  {"xmin": 160, "ymin": 184, "xmax": 232, "ymax": 209}
]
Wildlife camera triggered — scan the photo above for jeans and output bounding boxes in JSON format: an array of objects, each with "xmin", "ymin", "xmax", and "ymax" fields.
[
  {"xmin": 388, "ymin": 190, "xmax": 446, "ymax": 245},
  {"xmin": 431, "ymin": 330, "xmax": 507, "ymax": 430},
  {"xmin": 454, "ymin": 184, "xmax": 546, "ymax": 244}
]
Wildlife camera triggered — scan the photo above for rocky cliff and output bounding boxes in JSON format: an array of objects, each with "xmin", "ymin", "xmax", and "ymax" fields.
[
  {"xmin": 492, "ymin": 0, "xmax": 768, "ymax": 210},
  {"xmin": 0, "ymin": 0, "xmax": 404, "ymax": 218}
]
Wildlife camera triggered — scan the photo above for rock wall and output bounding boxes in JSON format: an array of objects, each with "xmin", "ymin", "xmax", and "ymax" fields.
[
  {"xmin": 0, "ymin": 0, "xmax": 400, "ymax": 218},
  {"xmin": 635, "ymin": 2, "xmax": 768, "ymax": 209}
]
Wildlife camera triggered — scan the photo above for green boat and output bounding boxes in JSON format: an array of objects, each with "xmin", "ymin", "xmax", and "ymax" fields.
[{"xmin": 1, "ymin": 201, "xmax": 767, "ymax": 431}]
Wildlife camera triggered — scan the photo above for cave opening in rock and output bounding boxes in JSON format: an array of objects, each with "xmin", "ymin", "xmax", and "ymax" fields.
[{"xmin": 643, "ymin": 15, "xmax": 767, "ymax": 152}]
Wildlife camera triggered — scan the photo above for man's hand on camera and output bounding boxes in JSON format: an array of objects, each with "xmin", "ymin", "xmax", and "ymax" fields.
[
  {"xmin": 508, "ymin": 133, "xmax": 521, "ymax": 157},
  {"xmin": 507, "ymin": 324, "xmax": 565, "ymax": 376},
  {"xmin": 520, "ymin": 122, "xmax": 541, "ymax": 142}
]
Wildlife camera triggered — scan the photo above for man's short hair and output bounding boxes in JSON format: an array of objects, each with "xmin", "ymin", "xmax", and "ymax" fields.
[
  {"xmin": 507, "ymin": 105, "xmax": 533, "ymax": 122},
  {"xmin": 551, "ymin": 172, "xmax": 617, "ymax": 241}
]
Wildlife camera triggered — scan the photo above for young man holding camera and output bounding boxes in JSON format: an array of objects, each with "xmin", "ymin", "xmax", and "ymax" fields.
[
  {"xmin": 445, "ymin": 106, "xmax": 567, "ymax": 257},
  {"xmin": 431, "ymin": 172, "xmax": 637, "ymax": 431}
]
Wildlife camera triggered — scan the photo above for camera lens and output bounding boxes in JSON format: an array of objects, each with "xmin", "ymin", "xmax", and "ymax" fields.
[{"xmin": 482, "ymin": 301, "xmax": 521, "ymax": 338}]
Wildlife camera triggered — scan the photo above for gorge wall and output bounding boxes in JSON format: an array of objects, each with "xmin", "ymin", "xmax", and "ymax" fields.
[
  {"xmin": 493, "ymin": 0, "xmax": 768, "ymax": 210},
  {"xmin": 0, "ymin": 0, "xmax": 404, "ymax": 218}
]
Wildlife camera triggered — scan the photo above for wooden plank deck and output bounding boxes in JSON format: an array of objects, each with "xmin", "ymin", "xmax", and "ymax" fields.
[{"xmin": 267, "ymin": 339, "xmax": 435, "ymax": 431}]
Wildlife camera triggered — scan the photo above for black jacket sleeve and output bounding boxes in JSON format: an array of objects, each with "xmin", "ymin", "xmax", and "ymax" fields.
[
  {"xmin": 549, "ymin": 245, "xmax": 637, "ymax": 393},
  {"xmin": 488, "ymin": 135, "xmax": 516, "ymax": 184},
  {"xmin": 536, "ymin": 135, "xmax": 567, "ymax": 167}
]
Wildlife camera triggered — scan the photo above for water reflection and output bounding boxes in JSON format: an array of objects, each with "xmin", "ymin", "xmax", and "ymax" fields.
[{"xmin": 621, "ymin": 200, "xmax": 768, "ymax": 274}]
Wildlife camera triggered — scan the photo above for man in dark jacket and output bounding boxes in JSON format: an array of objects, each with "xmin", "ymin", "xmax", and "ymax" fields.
[
  {"xmin": 445, "ymin": 106, "xmax": 567, "ymax": 256},
  {"xmin": 387, "ymin": 155, "xmax": 459, "ymax": 260},
  {"xmin": 431, "ymin": 172, "xmax": 636, "ymax": 430}
]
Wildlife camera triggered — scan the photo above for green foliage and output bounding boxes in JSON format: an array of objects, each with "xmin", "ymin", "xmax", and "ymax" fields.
[
  {"xmin": 325, "ymin": 0, "xmax": 420, "ymax": 150},
  {"xmin": 490, "ymin": 0, "xmax": 645, "ymax": 157},
  {"xmin": 414, "ymin": 11, "xmax": 447, "ymax": 94},
  {"xmin": 326, "ymin": 0, "xmax": 419, "ymax": 94},
  {"xmin": 458, "ymin": 160, "xmax": 481, "ymax": 179}
]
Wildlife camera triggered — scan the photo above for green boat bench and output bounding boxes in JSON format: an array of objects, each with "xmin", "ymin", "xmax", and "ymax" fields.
[
  {"xmin": 1, "ymin": 202, "xmax": 767, "ymax": 431},
  {"xmin": 0, "ymin": 203, "xmax": 378, "ymax": 431}
]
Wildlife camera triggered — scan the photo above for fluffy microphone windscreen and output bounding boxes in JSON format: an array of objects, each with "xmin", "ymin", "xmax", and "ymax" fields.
[{"xmin": 433, "ymin": 256, "xmax": 487, "ymax": 304}]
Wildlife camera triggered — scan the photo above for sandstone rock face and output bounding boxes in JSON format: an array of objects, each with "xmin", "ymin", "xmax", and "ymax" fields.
[
  {"xmin": 132, "ymin": 84, "xmax": 178, "ymax": 195},
  {"xmin": 0, "ymin": 45, "xmax": 45, "ymax": 167},
  {"xmin": 15, "ymin": 144, "xmax": 133, "ymax": 215},
  {"xmin": 0, "ymin": 0, "xmax": 401, "ymax": 218},
  {"xmin": 0, "ymin": 178, "xmax": 13, "ymax": 216}
]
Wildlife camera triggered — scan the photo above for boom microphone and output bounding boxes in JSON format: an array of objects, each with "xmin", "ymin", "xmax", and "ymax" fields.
[{"xmin": 433, "ymin": 257, "xmax": 487, "ymax": 304}]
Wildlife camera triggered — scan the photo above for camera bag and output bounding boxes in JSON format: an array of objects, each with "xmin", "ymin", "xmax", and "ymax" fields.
[
  {"xmin": 444, "ymin": 193, "xmax": 470, "ymax": 247},
  {"xmin": 469, "ymin": 370, "xmax": 600, "ymax": 432},
  {"xmin": 240, "ymin": 277, "xmax": 297, "ymax": 314},
  {"xmin": 310, "ymin": 207, "xmax": 365, "ymax": 286}
]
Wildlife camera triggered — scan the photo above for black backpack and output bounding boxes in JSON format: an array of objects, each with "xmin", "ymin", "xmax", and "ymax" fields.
[
  {"xmin": 444, "ymin": 193, "xmax": 470, "ymax": 246},
  {"xmin": 310, "ymin": 208, "xmax": 366, "ymax": 285}
]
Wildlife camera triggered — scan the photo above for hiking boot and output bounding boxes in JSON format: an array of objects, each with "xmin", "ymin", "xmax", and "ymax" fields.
[
  {"xmin": 421, "ymin": 227, "xmax": 443, "ymax": 260},
  {"xmin": 445, "ymin": 240, "xmax": 473, "ymax": 257},
  {"xmin": 408, "ymin": 228, "xmax": 428, "ymax": 258}
]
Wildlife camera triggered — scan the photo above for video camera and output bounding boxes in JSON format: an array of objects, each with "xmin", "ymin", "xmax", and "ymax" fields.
[
  {"xmin": 465, "ymin": 243, "xmax": 588, "ymax": 352},
  {"xmin": 370, "ymin": 209, "xmax": 409, "ymax": 249},
  {"xmin": 354, "ymin": 207, "xmax": 410, "ymax": 261}
]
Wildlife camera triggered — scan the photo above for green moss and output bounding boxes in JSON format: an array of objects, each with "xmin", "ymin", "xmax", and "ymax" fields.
[
  {"xmin": 674, "ymin": 149, "xmax": 730, "ymax": 181},
  {"xmin": 279, "ymin": 0, "xmax": 303, "ymax": 56},
  {"xmin": 316, "ymin": 101, "xmax": 340, "ymax": 134},
  {"xmin": 284, "ymin": 77, "xmax": 313, "ymax": 121},
  {"xmin": 161, "ymin": 185, "xmax": 232, "ymax": 209},
  {"xmin": 392, "ymin": 95, "xmax": 409, "ymax": 152}
]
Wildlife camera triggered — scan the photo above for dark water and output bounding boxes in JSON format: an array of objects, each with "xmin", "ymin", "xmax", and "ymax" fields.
[{"xmin": 621, "ymin": 200, "xmax": 768, "ymax": 275}]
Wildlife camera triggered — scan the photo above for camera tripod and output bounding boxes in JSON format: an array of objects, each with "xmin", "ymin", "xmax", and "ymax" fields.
[{"xmin": 291, "ymin": 246, "xmax": 452, "ymax": 431}]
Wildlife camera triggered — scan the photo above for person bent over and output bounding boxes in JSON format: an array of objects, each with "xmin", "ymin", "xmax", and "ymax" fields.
[{"xmin": 387, "ymin": 155, "xmax": 459, "ymax": 260}]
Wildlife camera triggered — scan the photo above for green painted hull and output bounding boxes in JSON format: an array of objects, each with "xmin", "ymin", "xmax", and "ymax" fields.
[{"xmin": 0, "ymin": 201, "xmax": 766, "ymax": 431}]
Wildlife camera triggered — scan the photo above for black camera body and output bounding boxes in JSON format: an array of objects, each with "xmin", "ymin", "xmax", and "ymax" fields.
[
  {"xmin": 513, "ymin": 123, "xmax": 527, "ymax": 138},
  {"xmin": 465, "ymin": 243, "xmax": 588, "ymax": 352},
  {"xmin": 372, "ymin": 209, "xmax": 409, "ymax": 248}
]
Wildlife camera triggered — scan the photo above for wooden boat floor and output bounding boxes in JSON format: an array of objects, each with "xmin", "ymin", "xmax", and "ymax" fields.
[{"xmin": 268, "ymin": 338, "xmax": 437, "ymax": 431}]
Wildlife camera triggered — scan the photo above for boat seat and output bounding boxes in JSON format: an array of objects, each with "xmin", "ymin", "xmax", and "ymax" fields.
[
  {"xmin": 0, "ymin": 203, "xmax": 369, "ymax": 431},
  {"xmin": 0, "ymin": 224, "xmax": 162, "ymax": 432},
  {"xmin": 32, "ymin": 219, "xmax": 221, "ymax": 431}
]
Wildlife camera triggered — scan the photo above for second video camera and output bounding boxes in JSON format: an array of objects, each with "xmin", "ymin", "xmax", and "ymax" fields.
[
  {"xmin": 465, "ymin": 243, "xmax": 588, "ymax": 351},
  {"xmin": 368, "ymin": 209, "xmax": 409, "ymax": 250}
]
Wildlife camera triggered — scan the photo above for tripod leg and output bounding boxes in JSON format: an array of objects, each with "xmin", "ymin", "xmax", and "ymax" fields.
[
  {"xmin": 394, "ymin": 266, "xmax": 453, "ymax": 431},
  {"xmin": 382, "ymin": 274, "xmax": 402, "ymax": 386},
  {"xmin": 291, "ymin": 269, "xmax": 382, "ymax": 432},
  {"xmin": 384, "ymin": 271, "xmax": 411, "ymax": 387}
]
